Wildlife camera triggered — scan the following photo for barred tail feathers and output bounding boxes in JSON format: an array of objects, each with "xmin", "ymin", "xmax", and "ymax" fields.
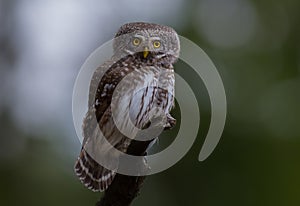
[{"xmin": 74, "ymin": 149, "xmax": 116, "ymax": 192}]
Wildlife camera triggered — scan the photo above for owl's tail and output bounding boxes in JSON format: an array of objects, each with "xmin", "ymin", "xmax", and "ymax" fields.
[{"xmin": 74, "ymin": 149, "xmax": 116, "ymax": 192}]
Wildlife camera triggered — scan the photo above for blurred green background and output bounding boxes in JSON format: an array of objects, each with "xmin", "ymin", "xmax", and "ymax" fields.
[{"xmin": 0, "ymin": 0, "xmax": 299, "ymax": 205}]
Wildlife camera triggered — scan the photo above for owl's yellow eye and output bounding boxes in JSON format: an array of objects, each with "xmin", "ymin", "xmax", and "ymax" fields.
[
  {"xmin": 153, "ymin": 40, "xmax": 161, "ymax": 48},
  {"xmin": 132, "ymin": 38, "xmax": 141, "ymax": 46}
]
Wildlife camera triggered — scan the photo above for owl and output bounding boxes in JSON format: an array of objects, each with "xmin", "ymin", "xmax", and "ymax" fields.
[{"xmin": 74, "ymin": 22, "xmax": 180, "ymax": 192}]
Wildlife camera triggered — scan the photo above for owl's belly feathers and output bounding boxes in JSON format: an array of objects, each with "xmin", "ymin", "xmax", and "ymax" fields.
[{"xmin": 110, "ymin": 65, "xmax": 174, "ymax": 136}]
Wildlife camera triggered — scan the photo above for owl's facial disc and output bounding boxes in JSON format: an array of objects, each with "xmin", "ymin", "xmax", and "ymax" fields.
[
  {"xmin": 130, "ymin": 34, "xmax": 165, "ymax": 58},
  {"xmin": 113, "ymin": 23, "xmax": 180, "ymax": 61}
]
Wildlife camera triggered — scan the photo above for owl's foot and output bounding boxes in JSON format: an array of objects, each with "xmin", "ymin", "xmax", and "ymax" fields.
[{"xmin": 164, "ymin": 114, "xmax": 176, "ymax": 130}]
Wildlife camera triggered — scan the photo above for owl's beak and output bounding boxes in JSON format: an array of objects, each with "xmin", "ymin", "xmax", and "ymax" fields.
[{"xmin": 143, "ymin": 47, "xmax": 149, "ymax": 58}]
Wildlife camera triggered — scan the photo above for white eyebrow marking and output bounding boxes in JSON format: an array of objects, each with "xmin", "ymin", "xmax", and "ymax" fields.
[
  {"xmin": 149, "ymin": 36, "xmax": 161, "ymax": 41},
  {"xmin": 133, "ymin": 34, "xmax": 146, "ymax": 41}
]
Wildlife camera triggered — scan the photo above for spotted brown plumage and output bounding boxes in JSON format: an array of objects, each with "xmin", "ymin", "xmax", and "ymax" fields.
[{"xmin": 74, "ymin": 22, "xmax": 180, "ymax": 192}]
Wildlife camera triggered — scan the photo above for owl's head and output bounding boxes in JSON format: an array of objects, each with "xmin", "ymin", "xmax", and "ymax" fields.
[{"xmin": 113, "ymin": 22, "xmax": 180, "ymax": 63}]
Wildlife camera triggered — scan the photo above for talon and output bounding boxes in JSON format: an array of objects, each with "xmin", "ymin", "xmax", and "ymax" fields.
[{"xmin": 164, "ymin": 114, "xmax": 176, "ymax": 130}]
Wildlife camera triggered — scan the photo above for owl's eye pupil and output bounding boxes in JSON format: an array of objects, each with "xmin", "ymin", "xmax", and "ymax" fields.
[
  {"xmin": 153, "ymin": 41, "xmax": 161, "ymax": 48},
  {"xmin": 133, "ymin": 38, "xmax": 141, "ymax": 46}
]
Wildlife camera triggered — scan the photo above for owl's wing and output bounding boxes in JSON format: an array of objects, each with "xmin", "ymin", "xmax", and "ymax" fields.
[
  {"xmin": 82, "ymin": 59, "xmax": 114, "ymax": 145},
  {"xmin": 75, "ymin": 57, "xmax": 135, "ymax": 192},
  {"xmin": 83, "ymin": 56, "xmax": 135, "ymax": 144}
]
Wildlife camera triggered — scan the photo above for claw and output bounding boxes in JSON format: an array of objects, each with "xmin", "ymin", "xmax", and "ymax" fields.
[{"xmin": 164, "ymin": 113, "xmax": 176, "ymax": 130}]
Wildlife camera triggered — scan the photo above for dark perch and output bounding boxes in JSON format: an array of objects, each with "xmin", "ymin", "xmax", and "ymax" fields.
[{"xmin": 96, "ymin": 139, "xmax": 152, "ymax": 206}]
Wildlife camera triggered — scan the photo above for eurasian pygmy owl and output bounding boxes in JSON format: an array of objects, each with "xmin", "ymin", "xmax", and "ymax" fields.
[{"xmin": 75, "ymin": 22, "xmax": 180, "ymax": 192}]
